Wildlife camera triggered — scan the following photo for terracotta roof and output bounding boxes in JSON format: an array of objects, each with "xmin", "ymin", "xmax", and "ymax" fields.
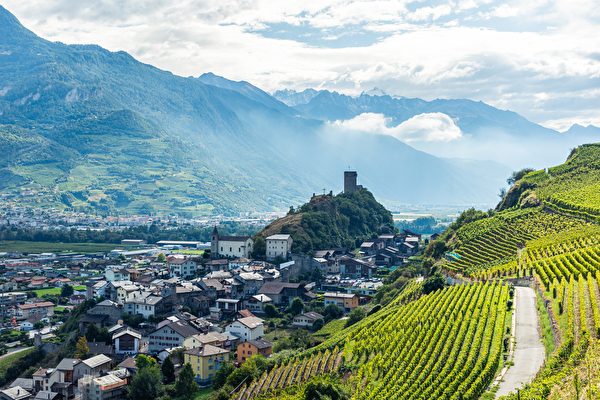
[
  {"xmin": 235, "ymin": 309, "xmax": 255, "ymax": 319},
  {"xmin": 17, "ymin": 302, "xmax": 54, "ymax": 310}
]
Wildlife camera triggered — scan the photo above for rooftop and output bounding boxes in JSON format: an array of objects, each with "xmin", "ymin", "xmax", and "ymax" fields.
[
  {"xmin": 82, "ymin": 354, "xmax": 112, "ymax": 368},
  {"xmin": 184, "ymin": 344, "xmax": 230, "ymax": 357},
  {"xmin": 247, "ymin": 338, "xmax": 274, "ymax": 349}
]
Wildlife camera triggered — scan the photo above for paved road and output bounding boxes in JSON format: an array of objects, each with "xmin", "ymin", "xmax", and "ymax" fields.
[
  {"xmin": 495, "ymin": 287, "xmax": 546, "ymax": 397},
  {"xmin": 0, "ymin": 346, "xmax": 32, "ymax": 360}
]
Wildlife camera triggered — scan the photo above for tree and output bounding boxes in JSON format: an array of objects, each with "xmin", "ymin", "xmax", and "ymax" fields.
[
  {"xmin": 75, "ymin": 336, "xmax": 89, "ymax": 359},
  {"xmin": 33, "ymin": 321, "xmax": 44, "ymax": 330},
  {"xmin": 290, "ymin": 298, "xmax": 304, "ymax": 316},
  {"xmin": 507, "ymin": 168, "xmax": 535, "ymax": 186},
  {"xmin": 85, "ymin": 322, "xmax": 100, "ymax": 342},
  {"xmin": 344, "ymin": 307, "xmax": 366, "ymax": 328},
  {"xmin": 323, "ymin": 304, "xmax": 344, "ymax": 321},
  {"xmin": 136, "ymin": 354, "xmax": 158, "ymax": 370},
  {"xmin": 161, "ymin": 355, "xmax": 175, "ymax": 383},
  {"xmin": 212, "ymin": 362, "xmax": 234, "ymax": 391},
  {"xmin": 312, "ymin": 318, "xmax": 324, "ymax": 331},
  {"xmin": 423, "ymin": 272, "xmax": 446, "ymax": 295},
  {"xmin": 117, "ymin": 253, "xmax": 127, "ymax": 262},
  {"xmin": 96, "ymin": 327, "xmax": 111, "ymax": 344},
  {"xmin": 129, "ymin": 361, "xmax": 163, "ymax": 400},
  {"xmin": 263, "ymin": 303, "xmax": 279, "ymax": 318},
  {"xmin": 175, "ymin": 363, "xmax": 198, "ymax": 400},
  {"xmin": 60, "ymin": 284, "xmax": 74, "ymax": 298},
  {"xmin": 253, "ymin": 236, "xmax": 266, "ymax": 258}
]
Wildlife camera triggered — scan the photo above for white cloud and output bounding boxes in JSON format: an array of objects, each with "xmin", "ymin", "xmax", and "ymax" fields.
[
  {"xmin": 328, "ymin": 112, "xmax": 464, "ymax": 142},
  {"xmin": 3, "ymin": 0, "xmax": 600, "ymax": 128}
]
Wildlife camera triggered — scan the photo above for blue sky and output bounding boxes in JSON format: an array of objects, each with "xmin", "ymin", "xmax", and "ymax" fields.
[{"xmin": 4, "ymin": 0, "xmax": 600, "ymax": 131}]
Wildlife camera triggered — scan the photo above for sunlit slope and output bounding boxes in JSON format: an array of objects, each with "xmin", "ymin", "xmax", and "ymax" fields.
[
  {"xmin": 233, "ymin": 281, "xmax": 509, "ymax": 400},
  {"xmin": 524, "ymin": 144, "xmax": 600, "ymax": 219}
]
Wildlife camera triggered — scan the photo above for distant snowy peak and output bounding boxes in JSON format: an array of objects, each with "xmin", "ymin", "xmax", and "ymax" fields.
[
  {"xmin": 272, "ymin": 88, "xmax": 323, "ymax": 107},
  {"xmin": 361, "ymin": 87, "xmax": 387, "ymax": 97}
]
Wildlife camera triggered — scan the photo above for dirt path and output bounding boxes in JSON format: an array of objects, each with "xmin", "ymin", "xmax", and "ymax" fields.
[{"xmin": 495, "ymin": 287, "xmax": 546, "ymax": 397}]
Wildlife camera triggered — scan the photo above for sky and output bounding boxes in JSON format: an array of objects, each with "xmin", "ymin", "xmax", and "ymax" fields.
[{"xmin": 4, "ymin": 0, "xmax": 600, "ymax": 131}]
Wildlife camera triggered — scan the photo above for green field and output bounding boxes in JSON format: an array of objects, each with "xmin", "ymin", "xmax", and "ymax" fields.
[
  {"xmin": 180, "ymin": 250, "xmax": 204, "ymax": 255},
  {"xmin": 29, "ymin": 288, "xmax": 60, "ymax": 296},
  {"xmin": 0, "ymin": 348, "xmax": 34, "ymax": 374},
  {"xmin": 0, "ymin": 241, "xmax": 117, "ymax": 254}
]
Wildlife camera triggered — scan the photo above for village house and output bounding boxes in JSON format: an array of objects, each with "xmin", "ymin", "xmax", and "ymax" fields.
[
  {"xmin": 32, "ymin": 368, "xmax": 61, "ymax": 394},
  {"xmin": 338, "ymin": 256, "xmax": 378, "ymax": 279},
  {"xmin": 242, "ymin": 294, "xmax": 273, "ymax": 315},
  {"xmin": 78, "ymin": 373, "xmax": 126, "ymax": 400},
  {"xmin": 224, "ymin": 316, "xmax": 264, "ymax": 343},
  {"xmin": 105, "ymin": 268, "xmax": 130, "ymax": 283},
  {"xmin": 113, "ymin": 329, "xmax": 142, "ymax": 355},
  {"xmin": 323, "ymin": 292, "xmax": 359, "ymax": 312},
  {"xmin": 204, "ymin": 259, "xmax": 229, "ymax": 273},
  {"xmin": 148, "ymin": 320, "xmax": 200, "ymax": 352},
  {"xmin": 184, "ymin": 345, "xmax": 230, "ymax": 385},
  {"xmin": 291, "ymin": 311, "xmax": 324, "ymax": 328},
  {"xmin": 183, "ymin": 331, "xmax": 228, "ymax": 350},
  {"xmin": 258, "ymin": 282, "xmax": 315, "ymax": 306},
  {"xmin": 168, "ymin": 258, "xmax": 198, "ymax": 279},
  {"xmin": 124, "ymin": 294, "xmax": 162, "ymax": 318},
  {"xmin": 265, "ymin": 234, "xmax": 293, "ymax": 261},
  {"xmin": 237, "ymin": 338, "xmax": 273, "ymax": 363},
  {"xmin": 17, "ymin": 302, "xmax": 54, "ymax": 318},
  {"xmin": 73, "ymin": 355, "xmax": 112, "ymax": 383}
]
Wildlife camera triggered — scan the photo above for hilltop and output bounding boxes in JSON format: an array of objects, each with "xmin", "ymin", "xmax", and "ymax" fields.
[{"xmin": 254, "ymin": 189, "xmax": 393, "ymax": 255}]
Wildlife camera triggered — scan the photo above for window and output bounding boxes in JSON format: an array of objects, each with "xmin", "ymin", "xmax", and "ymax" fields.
[
  {"xmin": 197, "ymin": 366, "xmax": 200, "ymax": 371},
  {"xmin": 209, "ymin": 365, "xmax": 213, "ymax": 370}
]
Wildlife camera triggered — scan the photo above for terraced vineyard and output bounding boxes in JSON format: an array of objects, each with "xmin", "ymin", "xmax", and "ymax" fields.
[
  {"xmin": 447, "ymin": 208, "xmax": 591, "ymax": 274},
  {"xmin": 234, "ymin": 281, "xmax": 509, "ymax": 400},
  {"xmin": 524, "ymin": 144, "xmax": 600, "ymax": 218}
]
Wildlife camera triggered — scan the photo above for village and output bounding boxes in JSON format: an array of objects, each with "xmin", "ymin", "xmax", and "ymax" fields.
[
  {"xmin": 0, "ymin": 172, "xmax": 435, "ymax": 400},
  {"xmin": 0, "ymin": 220, "xmax": 426, "ymax": 400}
]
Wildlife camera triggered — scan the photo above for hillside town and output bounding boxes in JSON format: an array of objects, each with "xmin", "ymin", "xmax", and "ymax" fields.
[{"xmin": 0, "ymin": 220, "xmax": 424, "ymax": 399}]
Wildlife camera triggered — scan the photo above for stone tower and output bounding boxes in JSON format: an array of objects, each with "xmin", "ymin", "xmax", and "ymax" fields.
[
  {"xmin": 211, "ymin": 226, "xmax": 219, "ymax": 259},
  {"xmin": 344, "ymin": 171, "xmax": 358, "ymax": 193}
]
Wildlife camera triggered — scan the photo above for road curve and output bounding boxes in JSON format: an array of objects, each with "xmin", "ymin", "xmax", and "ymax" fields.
[{"xmin": 495, "ymin": 286, "xmax": 546, "ymax": 397}]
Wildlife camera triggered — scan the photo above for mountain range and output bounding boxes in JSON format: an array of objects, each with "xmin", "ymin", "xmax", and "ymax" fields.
[{"xmin": 0, "ymin": 6, "xmax": 595, "ymax": 215}]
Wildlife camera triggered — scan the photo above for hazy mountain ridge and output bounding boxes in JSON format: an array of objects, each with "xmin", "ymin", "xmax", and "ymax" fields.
[{"xmin": 0, "ymin": 6, "xmax": 526, "ymax": 213}]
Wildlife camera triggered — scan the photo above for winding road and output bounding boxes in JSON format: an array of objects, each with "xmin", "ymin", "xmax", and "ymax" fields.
[{"xmin": 495, "ymin": 286, "xmax": 546, "ymax": 397}]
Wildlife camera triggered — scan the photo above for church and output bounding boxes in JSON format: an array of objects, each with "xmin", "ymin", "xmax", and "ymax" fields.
[{"xmin": 211, "ymin": 227, "xmax": 254, "ymax": 259}]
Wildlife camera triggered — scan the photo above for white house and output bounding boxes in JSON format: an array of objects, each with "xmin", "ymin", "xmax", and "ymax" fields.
[
  {"xmin": 168, "ymin": 258, "xmax": 198, "ymax": 279},
  {"xmin": 113, "ymin": 329, "xmax": 142, "ymax": 355},
  {"xmin": 20, "ymin": 321, "xmax": 33, "ymax": 331},
  {"xmin": 124, "ymin": 294, "xmax": 162, "ymax": 318},
  {"xmin": 224, "ymin": 316, "xmax": 264, "ymax": 343},
  {"xmin": 291, "ymin": 311, "xmax": 324, "ymax": 328},
  {"xmin": 243, "ymin": 294, "xmax": 273, "ymax": 314},
  {"xmin": 266, "ymin": 234, "xmax": 293, "ymax": 261},
  {"xmin": 105, "ymin": 268, "xmax": 131, "ymax": 283}
]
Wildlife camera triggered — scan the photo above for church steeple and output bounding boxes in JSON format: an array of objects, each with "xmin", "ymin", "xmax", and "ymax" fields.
[{"xmin": 211, "ymin": 226, "xmax": 219, "ymax": 259}]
